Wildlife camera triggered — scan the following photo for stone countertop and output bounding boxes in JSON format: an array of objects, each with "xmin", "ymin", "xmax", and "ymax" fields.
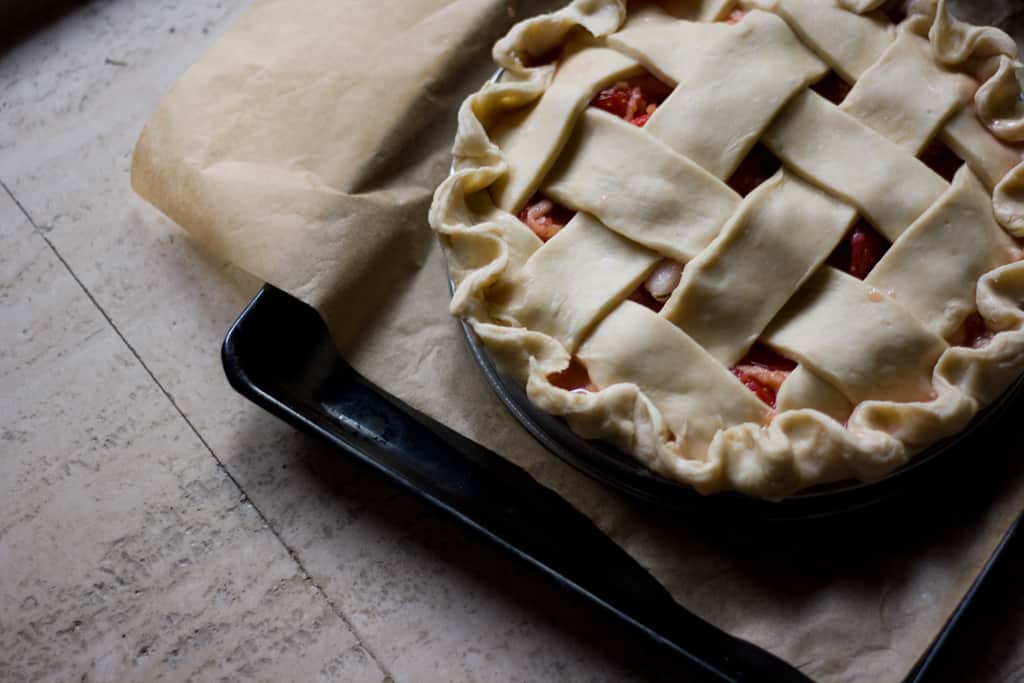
[{"xmin": 1, "ymin": 2, "xmax": 1022, "ymax": 683}]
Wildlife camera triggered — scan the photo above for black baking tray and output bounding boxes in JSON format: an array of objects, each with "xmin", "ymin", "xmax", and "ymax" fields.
[{"xmin": 223, "ymin": 284, "xmax": 1023, "ymax": 683}]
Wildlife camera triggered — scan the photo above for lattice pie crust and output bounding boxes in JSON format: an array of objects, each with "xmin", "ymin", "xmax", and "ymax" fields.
[{"xmin": 429, "ymin": 0, "xmax": 1024, "ymax": 499}]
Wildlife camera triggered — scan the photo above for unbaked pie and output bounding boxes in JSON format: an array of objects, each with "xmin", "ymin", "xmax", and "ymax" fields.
[{"xmin": 430, "ymin": 0, "xmax": 1024, "ymax": 499}]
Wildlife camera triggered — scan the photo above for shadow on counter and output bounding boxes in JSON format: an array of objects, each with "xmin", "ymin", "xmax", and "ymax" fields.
[{"xmin": 0, "ymin": 0, "xmax": 93, "ymax": 50}]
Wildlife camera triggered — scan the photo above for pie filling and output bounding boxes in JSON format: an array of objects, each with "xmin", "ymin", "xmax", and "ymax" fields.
[
  {"xmin": 518, "ymin": 194, "xmax": 576, "ymax": 242},
  {"xmin": 918, "ymin": 139, "xmax": 965, "ymax": 183},
  {"xmin": 730, "ymin": 344, "xmax": 797, "ymax": 409},
  {"xmin": 724, "ymin": 7, "xmax": 747, "ymax": 24},
  {"xmin": 948, "ymin": 312, "xmax": 993, "ymax": 348},
  {"xmin": 727, "ymin": 144, "xmax": 782, "ymax": 197},
  {"xmin": 589, "ymin": 73, "xmax": 673, "ymax": 128},
  {"xmin": 826, "ymin": 221, "xmax": 890, "ymax": 280},
  {"xmin": 549, "ymin": 357, "xmax": 596, "ymax": 393},
  {"xmin": 811, "ymin": 72, "xmax": 852, "ymax": 106},
  {"xmin": 626, "ymin": 283, "xmax": 665, "ymax": 312}
]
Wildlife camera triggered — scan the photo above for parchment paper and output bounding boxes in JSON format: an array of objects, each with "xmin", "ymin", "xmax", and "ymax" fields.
[{"xmin": 130, "ymin": 1, "xmax": 1024, "ymax": 680}]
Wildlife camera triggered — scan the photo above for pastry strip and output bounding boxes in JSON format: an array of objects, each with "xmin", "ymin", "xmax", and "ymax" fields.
[
  {"xmin": 841, "ymin": 31, "xmax": 973, "ymax": 154},
  {"xmin": 543, "ymin": 108, "xmax": 740, "ymax": 261},
  {"xmin": 506, "ymin": 212, "xmax": 659, "ymax": 352},
  {"xmin": 578, "ymin": 302, "xmax": 771, "ymax": 457},
  {"xmin": 762, "ymin": 0, "xmax": 1019, "ymax": 188},
  {"xmin": 609, "ymin": 9, "xmax": 827, "ymax": 179},
  {"xmin": 940, "ymin": 107, "xmax": 1023, "ymax": 189},
  {"xmin": 776, "ymin": 365, "xmax": 854, "ymax": 423},
  {"xmin": 661, "ymin": 172, "xmax": 854, "ymax": 365},
  {"xmin": 762, "ymin": 90, "xmax": 949, "ymax": 241},
  {"xmin": 867, "ymin": 167, "xmax": 1020, "ymax": 337},
  {"xmin": 489, "ymin": 45, "xmax": 640, "ymax": 213},
  {"xmin": 753, "ymin": 0, "xmax": 894, "ymax": 82},
  {"xmin": 448, "ymin": 196, "xmax": 543, "ymax": 290},
  {"xmin": 763, "ymin": 268, "xmax": 948, "ymax": 404}
]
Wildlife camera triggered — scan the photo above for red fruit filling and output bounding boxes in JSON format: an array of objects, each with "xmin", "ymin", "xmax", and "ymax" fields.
[
  {"xmin": 918, "ymin": 139, "xmax": 964, "ymax": 183},
  {"xmin": 518, "ymin": 194, "xmax": 576, "ymax": 242},
  {"xmin": 884, "ymin": 1, "xmax": 909, "ymax": 25},
  {"xmin": 727, "ymin": 144, "xmax": 782, "ymax": 197},
  {"xmin": 827, "ymin": 221, "xmax": 890, "ymax": 279},
  {"xmin": 628, "ymin": 285, "xmax": 665, "ymax": 313},
  {"xmin": 630, "ymin": 112, "xmax": 654, "ymax": 128},
  {"xmin": 730, "ymin": 344, "xmax": 797, "ymax": 409},
  {"xmin": 590, "ymin": 74, "xmax": 673, "ymax": 127},
  {"xmin": 811, "ymin": 72, "xmax": 852, "ymax": 105},
  {"xmin": 947, "ymin": 312, "xmax": 993, "ymax": 348},
  {"xmin": 724, "ymin": 7, "xmax": 748, "ymax": 23},
  {"xmin": 849, "ymin": 224, "xmax": 890, "ymax": 279},
  {"xmin": 549, "ymin": 358, "xmax": 597, "ymax": 392}
]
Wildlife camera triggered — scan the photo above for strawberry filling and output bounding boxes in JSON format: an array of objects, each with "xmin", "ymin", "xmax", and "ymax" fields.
[
  {"xmin": 731, "ymin": 344, "xmax": 797, "ymax": 408},
  {"xmin": 827, "ymin": 221, "xmax": 890, "ymax": 280},
  {"xmin": 811, "ymin": 72, "xmax": 852, "ymax": 105},
  {"xmin": 630, "ymin": 112, "xmax": 654, "ymax": 128},
  {"xmin": 884, "ymin": 1, "xmax": 909, "ymax": 25},
  {"xmin": 518, "ymin": 194, "xmax": 576, "ymax": 242},
  {"xmin": 849, "ymin": 224, "xmax": 889, "ymax": 279},
  {"xmin": 549, "ymin": 358, "xmax": 597, "ymax": 392},
  {"xmin": 627, "ymin": 286, "xmax": 664, "ymax": 312},
  {"xmin": 724, "ymin": 7, "xmax": 748, "ymax": 23},
  {"xmin": 727, "ymin": 144, "xmax": 782, "ymax": 197},
  {"xmin": 947, "ymin": 312, "xmax": 993, "ymax": 348},
  {"xmin": 918, "ymin": 139, "xmax": 964, "ymax": 183},
  {"xmin": 590, "ymin": 74, "xmax": 673, "ymax": 127}
]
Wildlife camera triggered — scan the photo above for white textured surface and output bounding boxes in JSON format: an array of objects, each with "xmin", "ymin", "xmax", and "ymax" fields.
[
  {"xmin": 0, "ymin": 146, "xmax": 383, "ymax": 683},
  {"xmin": 0, "ymin": 2, "xmax": 673, "ymax": 681}
]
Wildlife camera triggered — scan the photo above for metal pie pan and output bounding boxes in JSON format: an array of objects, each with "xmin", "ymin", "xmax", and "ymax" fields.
[{"xmin": 448, "ymin": 71, "xmax": 1022, "ymax": 519}]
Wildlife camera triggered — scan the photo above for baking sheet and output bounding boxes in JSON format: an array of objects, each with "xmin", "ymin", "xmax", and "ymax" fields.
[{"xmin": 130, "ymin": 1, "xmax": 1024, "ymax": 680}]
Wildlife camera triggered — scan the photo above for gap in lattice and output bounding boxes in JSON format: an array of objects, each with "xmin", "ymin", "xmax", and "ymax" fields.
[
  {"xmin": 731, "ymin": 343, "xmax": 797, "ymax": 408},
  {"xmin": 811, "ymin": 71, "xmax": 852, "ymax": 105},
  {"xmin": 589, "ymin": 70, "xmax": 675, "ymax": 128},
  {"xmin": 918, "ymin": 137, "xmax": 964, "ymax": 182},
  {"xmin": 826, "ymin": 219, "xmax": 891, "ymax": 280},
  {"xmin": 518, "ymin": 194, "xmax": 576, "ymax": 242},
  {"xmin": 549, "ymin": 357, "xmax": 596, "ymax": 392},
  {"xmin": 727, "ymin": 144, "xmax": 782, "ymax": 197}
]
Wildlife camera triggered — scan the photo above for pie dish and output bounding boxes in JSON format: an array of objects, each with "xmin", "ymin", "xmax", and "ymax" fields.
[{"xmin": 429, "ymin": 0, "xmax": 1024, "ymax": 499}]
